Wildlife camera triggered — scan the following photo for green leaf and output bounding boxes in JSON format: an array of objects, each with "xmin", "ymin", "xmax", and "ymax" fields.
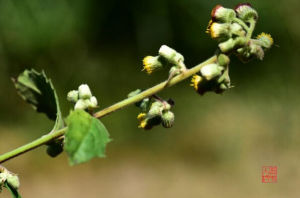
[
  {"xmin": 13, "ymin": 69, "xmax": 64, "ymax": 157},
  {"xmin": 4, "ymin": 182, "xmax": 21, "ymax": 198},
  {"xmin": 13, "ymin": 69, "xmax": 60, "ymax": 120},
  {"xmin": 65, "ymin": 110, "xmax": 111, "ymax": 165}
]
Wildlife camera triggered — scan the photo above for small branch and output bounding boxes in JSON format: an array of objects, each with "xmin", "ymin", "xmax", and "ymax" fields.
[
  {"xmin": 0, "ymin": 55, "xmax": 217, "ymax": 164},
  {"xmin": 93, "ymin": 55, "xmax": 217, "ymax": 118}
]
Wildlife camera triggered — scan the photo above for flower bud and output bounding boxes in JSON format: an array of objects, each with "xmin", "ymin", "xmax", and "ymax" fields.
[
  {"xmin": 250, "ymin": 43, "xmax": 264, "ymax": 60},
  {"xmin": 211, "ymin": 5, "xmax": 236, "ymax": 23},
  {"xmin": 0, "ymin": 173, "xmax": 7, "ymax": 184},
  {"xmin": 82, "ymin": 97, "xmax": 98, "ymax": 110},
  {"xmin": 191, "ymin": 74, "xmax": 230, "ymax": 95},
  {"xmin": 143, "ymin": 56, "xmax": 163, "ymax": 74},
  {"xmin": 138, "ymin": 115, "xmax": 161, "ymax": 130},
  {"xmin": 67, "ymin": 90, "xmax": 79, "ymax": 103},
  {"xmin": 208, "ymin": 22, "xmax": 231, "ymax": 41},
  {"xmin": 236, "ymin": 42, "xmax": 265, "ymax": 62},
  {"xmin": 74, "ymin": 99, "xmax": 88, "ymax": 110},
  {"xmin": 230, "ymin": 23, "xmax": 246, "ymax": 37},
  {"xmin": 78, "ymin": 84, "xmax": 92, "ymax": 99},
  {"xmin": 159, "ymin": 45, "xmax": 184, "ymax": 65},
  {"xmin": 6, "ymin": 174, "xmax": 20, "ymax": 189},
  {"xmin": 139, "ymin": 98, "xmax": 150, "ymax": 112},
  {"xmin": 88, "ymin": 96, "xmax": 98, "ymax": 108},
  {"xmin": 148, "ymin": 101, "xmax": 163, "ymax": 117},
  {"xmin": 217, "ymin": 54, "xmax": 230, "ymax": 66},
  {"xmin": 200, "ymin": 64, "xmax": 223, "ymax": 80},
  {"xmin": 162, "ymin": 111, "xmax": 175, "ymax": 128},
  {"xmin": 217, "ymin": 69, "xmax": 231, "ymax": 85},
  {"xmin": 164, "ymin": 102, "xmax": 172, "ymax": 111},
  {"xmin": 235, "ymin": 3, "xmax": 258, "ymax": 22},
  {"xmin": 218, "ymin": 37, "xmax": 246, "ymax": 53},
  {"xmin": 169, "ymin": 66, "xmax": 181, "ymax": 76},
  {"xmin": 236, "ymin": 47, "xmax": 251, "ymax": 62},
  {"xmin": 257, "ymin": 32, "xmax": 273, "ymax": 49}
]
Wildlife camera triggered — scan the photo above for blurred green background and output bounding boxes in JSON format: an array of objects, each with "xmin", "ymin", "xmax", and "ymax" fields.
[{"xmin": 0, "ymin": 0, "xmax": 299, "ymax": 197}]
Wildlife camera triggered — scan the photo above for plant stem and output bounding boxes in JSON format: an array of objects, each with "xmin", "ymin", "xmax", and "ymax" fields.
[
  {"xmin": 246, "ymin": 19, "xmax": 256, "ymax": 40},
  {"xmin": 0, "ymin": 55, "xmax": 217, "ymax": 164},
  {"xmin": 0, "ymin": 128, "xmax": 67, "ymax": 163},
  {"xmin": 233, "ymin": 18, "xmax": 249, "ymax": 32}
]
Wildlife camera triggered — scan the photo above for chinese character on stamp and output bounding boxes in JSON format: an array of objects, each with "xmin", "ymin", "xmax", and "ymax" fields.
[{"xmin": 262, "ymin": 166, "xmax": 277, "ymax": 183}]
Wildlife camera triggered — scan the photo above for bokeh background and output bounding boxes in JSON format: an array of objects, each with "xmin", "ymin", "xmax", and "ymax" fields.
[{"xmin": 0, "ymin": 0, "xmax": 299, "ymax": 197}]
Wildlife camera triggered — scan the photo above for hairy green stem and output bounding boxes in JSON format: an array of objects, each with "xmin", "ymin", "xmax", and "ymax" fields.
[
  {"xmin": 233, "ymin": 18, "xmax": 249, "ymax": 32},
  {"xmin": 0, "ymin": 55, "xmax": 217, "ymax": 164},
  {"xmin": 246, "ymin": 19, "xmax": 256, "ymax": 40}
]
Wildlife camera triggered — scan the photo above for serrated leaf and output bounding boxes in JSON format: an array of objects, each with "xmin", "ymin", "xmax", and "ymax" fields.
[
  {"xmin": 4, "ymin": 182, "xmax": 21, "ymax": 198},
  {"xmin": 65, "ymin": 110, "xmax": 111, "ymax": 165},
  {"xmin": 13, "ymin": 69, "xmax": 59, "ymax": 120},
  {"xmin": 13, "ymin": 69, "xmax": 64, "ymax": 156}
]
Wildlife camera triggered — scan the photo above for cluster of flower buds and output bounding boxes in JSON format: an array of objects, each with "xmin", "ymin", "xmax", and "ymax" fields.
[
  {"xmin": 191, "ymin": 54, "xmax": 231, "ymax": 95},
  {"xmin": 128, "ymin": 89, "xmax": 175, "ymax": 130},
  {"xmin": 67, "ymin": 84, "xmax": 98, "ymax": 111},
  {"xmin": 207, "ymin": 3, "xmax": 273, "ymax": 62},
  {"xmin": 0, "ymin": 167, "xmax": 20, "ymax": 191},
  {"xmin": 142, "ymin": 45, "xmax": 186, "ymax": 76},
  {"xmin": 206, "ymin": 5, "xmax": 246, "ymax": 42}
]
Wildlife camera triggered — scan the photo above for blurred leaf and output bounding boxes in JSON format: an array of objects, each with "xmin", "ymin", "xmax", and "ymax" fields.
[
  {"xmin": 4, "ymin": 182, "xmax": 21, "ymax": 198},
  {"xmin": 13, "ymin": 69, "xmax": 64, "ymax": 157},
  {"xmin": 65, "ymin": 110, "xmax": 111, "ymax": 165}
]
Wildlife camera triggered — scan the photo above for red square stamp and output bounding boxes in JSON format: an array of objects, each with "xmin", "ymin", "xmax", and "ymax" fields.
[{"xmin": 262, "ymin": 166, "xmax": 277, "ymax": 183}]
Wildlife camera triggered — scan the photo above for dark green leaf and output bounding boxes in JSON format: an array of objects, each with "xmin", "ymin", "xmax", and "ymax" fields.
[
  {"xmin": 4, "ymin": 182, "xmax": 21, "ymax": 198},
  {"xmin": 13, "ymin": 69, "xmax": 59, "ymax": 120},
  {"xmin": 13, "ymin": 69, "xmax": 64, "ymax": 157},
  {"xmin": 65, "ymin": 110, "xmax": 111, "ymax": 165}
]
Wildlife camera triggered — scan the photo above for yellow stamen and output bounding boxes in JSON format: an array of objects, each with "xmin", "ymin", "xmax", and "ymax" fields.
[
  {"xmin": 257, "ymin": 32, "xmax": 274, "ymax": 45},
  {"xmin": 138, "ymin": 120, "xmax": 147, "ymax": 128},
  {"xmin": 143, "ymin": 56, "xmax": 154, "ymax": 74},
  {"xmin": 190, "ymin": 75, "xmax": 202, "ymax": 91},
  {"xmin": 210, "ymin": 22, "xmax": 218, "ymax": 38},
  {"xmin": 206, "ymin": 20, "xmax": 213, "ymax": 34},
  {"xmin": 137, "ymin": 113, "xmax": 146, "ymax": 121}
]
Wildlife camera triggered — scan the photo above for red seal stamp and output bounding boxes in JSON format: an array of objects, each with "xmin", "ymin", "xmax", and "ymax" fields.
[{"xmin": 262, "ymin": 166, "xmax": 277, "ymax": 183}]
